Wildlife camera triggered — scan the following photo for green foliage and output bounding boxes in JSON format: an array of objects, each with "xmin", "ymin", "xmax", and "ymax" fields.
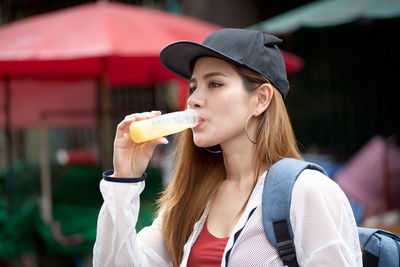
[{"xmin": 0, "ymin": 161, "xmax": 164, "ymax": 259}]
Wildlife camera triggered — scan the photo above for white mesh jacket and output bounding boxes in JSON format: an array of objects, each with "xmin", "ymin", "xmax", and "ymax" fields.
[{"xmin": 93, "ymin": 169, "xmax": 363, "ymax": 267}]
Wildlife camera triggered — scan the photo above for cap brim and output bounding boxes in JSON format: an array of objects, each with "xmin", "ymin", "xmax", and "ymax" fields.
[{"xmin": 159, "ymin": 41, "xmax": 238, "ymax": 80}]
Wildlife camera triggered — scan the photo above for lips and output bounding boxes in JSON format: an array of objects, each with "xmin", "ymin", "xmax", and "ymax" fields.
[{"xmin": 194, "ymin": 117, "xmax": 205, "ymax": 128}]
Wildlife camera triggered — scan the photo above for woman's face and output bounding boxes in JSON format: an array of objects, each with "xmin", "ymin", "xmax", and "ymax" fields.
[{"xmin": 188, "ymin": 57, "xmax": 256, "ymax": 148}]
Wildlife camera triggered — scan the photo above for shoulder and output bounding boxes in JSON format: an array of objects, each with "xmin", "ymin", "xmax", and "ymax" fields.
[
  {"xmin": 290, "ymin": 169, "xmax": 355, "ymax": 234},
  {"xmin": 290, "ymin": 169, "xmax": 362, "ymax": 266},
  {"xmin": 292, "ymin": 169, "xmax": 348, "ymax": 207},
  {"xmin": 294, "ymin": 169, "xmax": 343, "ymax": 195}
]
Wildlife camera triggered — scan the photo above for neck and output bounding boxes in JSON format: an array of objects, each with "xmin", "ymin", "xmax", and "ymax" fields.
[{"xmin": 221, "ymin": 136, "xmax": 257, "ymax": 184}]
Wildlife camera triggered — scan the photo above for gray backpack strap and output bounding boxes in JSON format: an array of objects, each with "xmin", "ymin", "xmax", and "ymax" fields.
[{"xmin": 262, "ymin": 158, "xmax": 327, "ymax": 266}]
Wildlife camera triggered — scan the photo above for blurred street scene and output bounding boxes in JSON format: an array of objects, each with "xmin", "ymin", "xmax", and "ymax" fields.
[{"xmin": 0, "ymin": 0, "xmax": 399, "ymax": 266}]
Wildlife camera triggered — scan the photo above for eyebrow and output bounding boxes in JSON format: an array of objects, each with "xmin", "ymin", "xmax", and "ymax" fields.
[{"xmin": 190, "ymin": 72, "xmax": 228, "ymax": 83}]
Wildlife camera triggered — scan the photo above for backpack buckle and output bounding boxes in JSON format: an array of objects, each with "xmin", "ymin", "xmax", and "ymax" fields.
[{"xmin": 276, "ymin": 240, "xmax": 296, "ymax": 262}]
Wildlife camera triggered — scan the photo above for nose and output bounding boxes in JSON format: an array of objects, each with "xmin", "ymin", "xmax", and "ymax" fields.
[{"xmin": 187, "ymin": 88, "xmax": 204, "ymax": 109}]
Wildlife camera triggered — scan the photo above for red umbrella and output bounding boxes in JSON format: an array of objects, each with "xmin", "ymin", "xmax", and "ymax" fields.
[
  {"xmin": 0, "ymin": 1, "xmax": 304, "ymax": 123},
  {"xmin": 0, "ymin": 1, "xmax": 303, "ymax": 84},
  {"xmin": 0, "ymin": 1, "xmax": 223, "ymax": 85}
]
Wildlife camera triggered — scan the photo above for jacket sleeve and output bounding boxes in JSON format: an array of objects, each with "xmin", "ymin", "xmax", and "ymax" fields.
[
  {"xmin": 93, "ymin": 178, "xmax": 171, "ymax": 267},
  {"xmin": 290, "ymin": 169, "xmax": 363, "ymax": 267}
]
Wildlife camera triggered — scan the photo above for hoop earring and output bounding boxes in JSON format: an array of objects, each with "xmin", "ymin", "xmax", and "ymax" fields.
[
  {"xmin": 204, "ymin": 145, "xmax": 222, "ymax": 153},
  {"xmin": 245, "ymin": 113, "xmax": 257, "ymax": 144}
]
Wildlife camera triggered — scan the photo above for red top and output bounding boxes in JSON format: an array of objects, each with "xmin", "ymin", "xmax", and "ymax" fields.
[{"xmin": 187, "ymin": 218, "xmax": 230, "ymax": 267}]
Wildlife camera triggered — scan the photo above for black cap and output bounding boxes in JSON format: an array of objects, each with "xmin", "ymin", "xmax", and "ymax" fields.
[{"xmin": 159, "ymin": 28, "xmax": 290, "ymax": 98}]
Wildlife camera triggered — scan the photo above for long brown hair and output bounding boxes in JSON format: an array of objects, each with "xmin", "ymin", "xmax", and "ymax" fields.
[{"xmin": 157, "ymin": 64, "xmax": 302, "ymax": 266}]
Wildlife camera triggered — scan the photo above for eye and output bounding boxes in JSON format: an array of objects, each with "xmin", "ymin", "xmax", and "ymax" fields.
[
  {"xmin": 209, "ymin": 82, "xmax": 223, "ymax": 88},
  {"xmin": 188, "ymin": 84, "xmax": 197, "ymax": 95}
]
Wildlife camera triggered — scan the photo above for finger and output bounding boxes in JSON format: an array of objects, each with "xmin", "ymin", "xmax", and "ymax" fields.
[
  {"xmin": 151, "ymin": 110, "xmax": 162, "ymax": 116},
  {"xmin": 142, "ymin": 137, "xmax": 169, "ymax": 158},
  {"xmin": 116, "ymin": 111, "xmax": 153, "ymax": 136},
  {"xmin": 145, "ymin": 137, "xmax": 169, "ymax": 148},
  {"xmin": 116, "ymin": 111, "xmax": 161, "ymax": 139},
  {"xmin": 115, "ymin": 132, "xmax": 134, "ymax": 148},
  {"xmin": 119, "ymin": 116, "xmax": 136, "ymax": 128},
  {"xmin": 127, "ymin": 111, "xmax": 161, "ymax": 122},
  {"xmin": 124, "ymin": 111, "xmax": 159, "ymax": 121},
  {"xmin": 138, "ymin": 111, "xmax": 161, "ymax": 120},
  {"xmin": 153, "ymin": 137, "xmax": 169, "ymax": 145},
  {"xmin": 116, "ymin": 118, "xmax": 135, "ymax": 138},
  {"xmin": 124, "ymin": 114, "xmax": 137, "ymax": 120}
]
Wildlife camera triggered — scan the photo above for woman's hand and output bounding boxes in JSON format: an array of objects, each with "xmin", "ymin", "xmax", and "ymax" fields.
[{"xmin": 113, "ymin": 111, "xmax": 168, "ymax": 178}]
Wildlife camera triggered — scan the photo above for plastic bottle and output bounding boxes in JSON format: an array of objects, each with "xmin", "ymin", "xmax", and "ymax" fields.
[{"xmin": 129, "ymin": 109, "xmax": 199, "ymax": 143}]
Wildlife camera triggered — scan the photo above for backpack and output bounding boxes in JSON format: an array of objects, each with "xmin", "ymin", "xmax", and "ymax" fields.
[{"xmin": 262, "ymin": 158, "xmax": 400, "ymax": 267}]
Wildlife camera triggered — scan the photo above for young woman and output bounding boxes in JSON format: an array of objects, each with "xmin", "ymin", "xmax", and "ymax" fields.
[{"xmin": 93, "ymin": 29, "xmax": 362, "ymax": 266}]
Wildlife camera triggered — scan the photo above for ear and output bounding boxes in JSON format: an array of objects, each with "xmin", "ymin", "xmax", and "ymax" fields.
[{"xmin": 254, "ymin": 83, "xmax": 273, "ymax": 116}]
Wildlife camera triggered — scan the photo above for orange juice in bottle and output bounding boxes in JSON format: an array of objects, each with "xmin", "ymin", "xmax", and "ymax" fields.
[{"xmin": 129, "ymin": 109, "xmax": 199, "ymax": 143}]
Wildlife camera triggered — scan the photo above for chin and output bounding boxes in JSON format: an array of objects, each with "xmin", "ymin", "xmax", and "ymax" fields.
[{"xmin": 192, "ymin": 134, "xmax": 220, "ymax": 148}]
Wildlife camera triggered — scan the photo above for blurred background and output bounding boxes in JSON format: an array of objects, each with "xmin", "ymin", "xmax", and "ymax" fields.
[{"xmin": 0, "ymin": 0, "xmax": 399, "ymax": 266}]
